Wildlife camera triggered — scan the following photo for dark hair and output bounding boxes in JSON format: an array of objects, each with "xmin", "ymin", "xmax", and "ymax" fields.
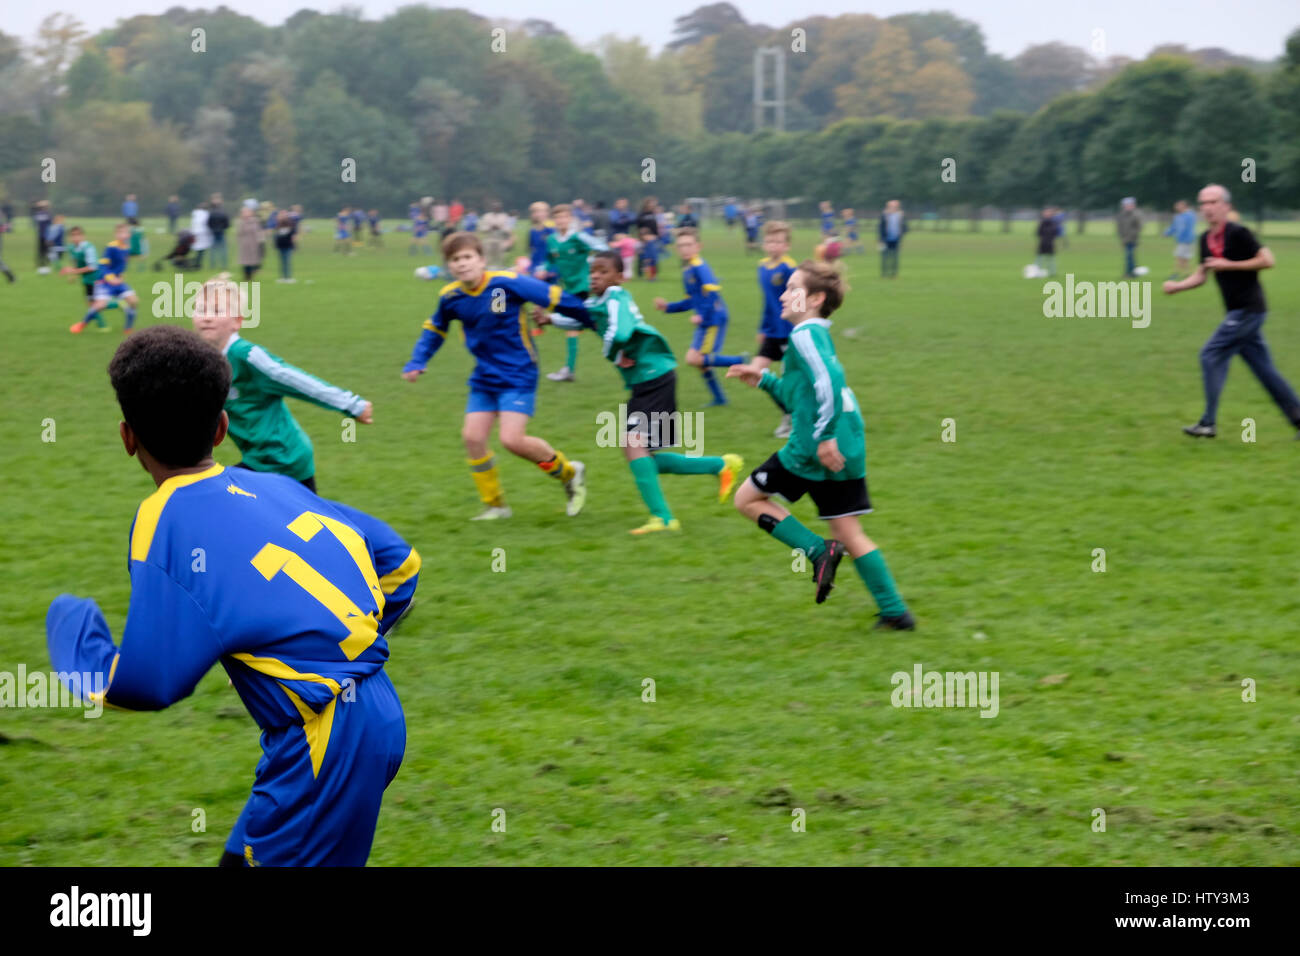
[
  {"xmin": 108, "ymin": 326, "xmax": 231, "ymax": 468},
  {"xmin": 797, "ymin": 259, "xmax": 847, "ymax": 317},
  {"xmin": 590, "ymin": 250, "xmax": 622, "ymax": 274},
  {"xmin": 442, "ymin": 231, "xmax": 482, "ymax": 259}
]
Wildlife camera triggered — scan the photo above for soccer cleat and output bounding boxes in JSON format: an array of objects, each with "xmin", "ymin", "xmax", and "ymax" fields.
[
  {"xmin": 547, "ymin": 366, "xmax": 575, "ymax": 382},
  {"xmin": 774, "ymin": 414, "xmax": 792, "ymax": 439},
  {"xmin": 69, "ymin": 322, "xmax": 86, "ymax": 334},
  {"xmin": 629, "ymin": 516, "xmax": 681, "ymax": 535},
  {"xmin": 873, "ymin": 610, "xmax": 916, "ymax": 631},
  {"xmin": 812, "ymin": 539, "xmax": 846, "ymax": 604},
  {"xmin": 470, "ymin": 505, "xmax": 512, "ymax": 520},
  {"xmin": 717, "ymin": 453, "xmax": 744, "ymax": 503},
  {"xmin": 564, "ymin": 460, "xmax": 587, "ymax": 516},
  {"xmin": 1183, "ymin": 423, "xmax": 1216, "ymax": 438}
]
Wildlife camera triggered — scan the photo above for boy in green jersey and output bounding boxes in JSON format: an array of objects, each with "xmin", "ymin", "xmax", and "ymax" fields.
[
  {"xmin": 60, "ymin": 226, "xmax": 105, "ymax": 319},
  {"xmin": 726, "ymin": 260, "xmax": 913, "ymax": 628},
  {"xmin": 191, "ymin": 274, "xmax": 373, "ymax": 492},
  {"xmin": 544, "ymin": 203, "xmax": 607, "ymax": 383},
  {"xmin": 547, "ymin": 251, "xmax": 743, "ymax": 534}
]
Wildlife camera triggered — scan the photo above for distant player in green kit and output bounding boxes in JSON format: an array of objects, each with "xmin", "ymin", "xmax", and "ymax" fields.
[
  {"xmin": 545, "ymin": 203, "xmax": 607, "ymax": 383},
  {"xmin": 726, "ymin": 260, "xmax": 913, "ymax": 628},
  {"xmin": 545, "ymin": 251, "xmax": 744, "ymax": 534},
  {"xmin": 191, "ymin": 273, "xmax": 373, "ymax": 491}
]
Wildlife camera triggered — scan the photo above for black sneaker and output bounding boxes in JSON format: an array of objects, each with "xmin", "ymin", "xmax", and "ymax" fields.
[
  {"xmin": 873, "ymin": 610, "xmax": 916, "ymax": 631},
  {"xmin": 811, "ymin": 540, "xmax": 846, "ymax": 604},
  {"xmin": 1183, "ymin": 423, "xmax": 1216, "ymax": 438}
]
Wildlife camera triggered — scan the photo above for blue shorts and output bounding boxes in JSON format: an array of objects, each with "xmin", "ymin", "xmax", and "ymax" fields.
[
  {"xmin": 466, "ymin": 387, "xmax": 536, "ymax": 416},
  {"xmin": 690, "ymin": 320, "xmax": 728, "ymax": 356},
  {"xmin": 224, "ymin": 670, "xmax": 406, "ymax": 866},
  {"xmin": 92, "ymin": 280, "xmax": 132, "ymax": 300}
]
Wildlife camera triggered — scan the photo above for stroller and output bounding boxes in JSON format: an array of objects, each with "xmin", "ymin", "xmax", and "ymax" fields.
[{"xmin": 153, "ymin": 229, "xmax": 200, "ymax": 271}]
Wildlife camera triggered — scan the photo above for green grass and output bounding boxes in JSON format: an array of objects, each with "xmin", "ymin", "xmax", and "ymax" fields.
[{"xmin": 2, "ymin": 217, "xmax": 1298, "ymax": 865}]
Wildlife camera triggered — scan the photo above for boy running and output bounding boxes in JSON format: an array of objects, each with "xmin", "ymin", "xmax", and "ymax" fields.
[
  {"xmin": 70, "ymin": 222, "xmax": 139, "ymax": 335},
  {"xmin": 401, "ymin": 232, "xmax": 590, "ymax": 520},
  {"xmin": 545, "ymin": 251, "xmax": 744, "ymax": 534},
  {"xmin": 46, "ymin": 324, "xmax": 419, "ymax": 866},
  {"xmin": 726, "ymin": 261, "xmax": 914, "ymax": 629},
  {"xmin": 192, "ymin": 274, "xmax": 373, "ymax": 493},
  {"xmin": 754, "ymin": 221, "xmax": 798, "ymax": 438},
  {"xmin": 544, "ymin": 203, "xmax": 606, "ymax": 383},
  {"xmin": 60, "ymin": 226, "xmax": 103, "ymax": 318},
  {"xmin": 653, "ymin": 228, "xmax": 746, "ymax": 406}
]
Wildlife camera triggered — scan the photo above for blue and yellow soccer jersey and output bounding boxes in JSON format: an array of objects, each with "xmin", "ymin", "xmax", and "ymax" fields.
[
  {"xmin": 335, "ymin": 213, "xmax": 350, "ymax": 239},
  {"xmin": 758, "ymin": 255, "xmax": 797, "ymax": 337},
  {"xmin": 403, "ymin": 270, "xmax": 590, "ymax": 391},
  {"xmin": 97, "ymin": 240, "xmax": 130, "ymax": 284},
  {"xmin": 844, "ymin": 216, "xmax": 858, "ymax": 240},
  {"xmin": 664, "ymin": 256, "xmax": 728, "ymax": 326},
  {"xmin": 46, "ymin": 465, "xmax": 421, "ymax": 865},
  {"xmin": 821, "ymin": 210, "xmax": 835, "ymax": 236},
  {"xmin": 529, "ymin": 223, "xmax": 555, "ymax": 272}
]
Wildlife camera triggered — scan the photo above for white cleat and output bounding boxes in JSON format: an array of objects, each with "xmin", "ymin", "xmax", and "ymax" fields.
[
  {"xmin": 774, "ymin": 414, "xmax": 792, "ymax": 439},
  {"xmin": 471, "ymin": 505, "xmax": 512, "ymax": 520},
  {"xmin": 547, "ymin": 366, "xmax": 575, "ymax": 382},
  {"xmin": 564, "ymin": 460, "xmax": 587, "ymax": 516}
]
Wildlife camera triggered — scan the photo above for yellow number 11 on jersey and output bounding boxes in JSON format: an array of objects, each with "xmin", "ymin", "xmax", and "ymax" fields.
[{"xmin": 250, "ymin": 511, "xmax": 386, "ymax": 661}]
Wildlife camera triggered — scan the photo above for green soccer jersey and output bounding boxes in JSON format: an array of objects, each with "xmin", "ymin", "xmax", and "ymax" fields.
[
  {"xmin": 71, "ymin": 240, "xmax": 97, "ymax": 286},
  {"xmin": 759, "ymin": 317, "xmax": 866, "ymax": 482},
  {"xmin": 222, "ymin": 333, "xmax": 368, "ymax": 481},
  {"xmin": 578, "ymin": 287, "xmax": 677, "ymax": 387},
  {"xmin": 546, "ymin": 228, "xmax": 606, "ymax": 293}
]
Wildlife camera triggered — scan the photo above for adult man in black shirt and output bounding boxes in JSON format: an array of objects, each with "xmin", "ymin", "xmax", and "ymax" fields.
[
  {"xmin": 207, "ymin": 195, "xmax": 231, "ymax": 270},
  {"xmin": 1164, "ymin": 183, "xmax": 1300, "ymax": 439}
]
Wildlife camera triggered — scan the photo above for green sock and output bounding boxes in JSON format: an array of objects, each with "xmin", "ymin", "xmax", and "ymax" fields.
[
  {"xmin": 769, "ymin": 515, "xmax": 825, "ymax": 560},
  {"xmin": 854, "ymin": 550, "xmax": 906, "ymax": 616},
  {"xmin": 566, "ymin": 336, "xmax": 578, "ymax": 371},
  {"xmin": 629, "ymin": 456, "xmax": 673, "ymax": 522},
  {"xmin": 653, "ymin": 452, "xmax": 722, "ymax": 475}
]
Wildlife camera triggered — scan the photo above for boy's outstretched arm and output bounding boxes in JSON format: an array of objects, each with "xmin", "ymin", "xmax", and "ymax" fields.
[
  {"xmin": 511, "ymin": 273, "xmax": 593, "ymax": 328},
  {"xmin": 322, "ymin": 500, "xmax": 421, "ymax": 635},
  {"xmin": 402, "ymin": 305, "xmax": 452, "ymax": 379},
  {"xmin": 47, "ymin": 561, "xmax": 226, "ymax": 712},
  {"xmin": 727, "ymin": 362, "xmax": 793, "ymax": 413},
  {"xmin": 246, "ymin": 342, "xmax": 370, "ymax": 419}
]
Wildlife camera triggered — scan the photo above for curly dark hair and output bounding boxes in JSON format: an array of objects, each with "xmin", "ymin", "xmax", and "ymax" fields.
[{"xmin": 107, "ymin": 326, "xmax": 231, "ymax": 468}]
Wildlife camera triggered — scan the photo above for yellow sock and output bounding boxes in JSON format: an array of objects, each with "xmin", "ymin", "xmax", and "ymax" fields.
[
  {"xmin": 468, "ymin": 454, "xmax": 505, "ymax": 506},
  {"xmin": 538, "ymin": 449, "xmax": 574, "ymax": 482}
]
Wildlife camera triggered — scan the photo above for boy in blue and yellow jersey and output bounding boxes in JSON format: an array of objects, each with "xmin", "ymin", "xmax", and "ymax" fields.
[
  {"xmin": 527, "ymin": 201, "xmax": 555, "ymax": 278},
  {"xmin": 46, "ymin": 325, "xmax": 420, "ymax": 865},
  {"xmin": 727, "ymin": 261, "xmax": 913, "ymax": 629},
  {"xmin": 754, "ymin": 221, "xmax": 798, "ymax": 438},
  {"xmin": 410, "ymin": 211, "xmax": 431, "ymax": 256},
  {"xmin": 70, "ymin": 222, "xmax": 139, "ymax": 335},
  {"xmin": 842, "ymin": 208, "xmax": 862, "ymax": 254},
  {"xmin": 545, "ymin": 203, "xmax": 607, "ymax": 383},
  {"xmin": 545, "ymin": 251, "xmax": 745, "ymax": 535},
  {"xmin": 401, "ymin": 231, "xmax": 592, "ymax": 520},
  {"xmin": 334, "ymin": 207, "xmax": 352, "ymax": 254},
  {"xmin": 653, "ymin": 228, "xmax": 745, "ymax": 407},
  {"xmin": 819, "ymin": 200, "xmax": 835, "ymax": 238}
]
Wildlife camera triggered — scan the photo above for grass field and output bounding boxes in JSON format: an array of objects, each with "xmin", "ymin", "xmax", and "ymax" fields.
[{"xmin": 2, "ymin": 215, "xmax": 1298, "ymax": 866}]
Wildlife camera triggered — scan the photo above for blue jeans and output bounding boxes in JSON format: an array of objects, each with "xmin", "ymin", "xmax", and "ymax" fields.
[
  {"xmin": 209, "ymin": 233, "xmax": 227, "ymax": 268},
  {"xmin": 1199, "ymin": 310, "xmax": 1300, "ymax": 427},
  {"xmin": 881, "ymin": 240, "xmax": 900, "ymax": 276},
  {"xmin": 1123, "ymin": 242, "xmax": 1136, "ymax": 275},
  {"xmin": 278, "ymin": 247, "xmax": 292, "ymax": 279}
]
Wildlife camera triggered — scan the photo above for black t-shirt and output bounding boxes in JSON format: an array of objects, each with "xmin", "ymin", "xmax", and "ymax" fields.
[
  {"xmin": 207, "ymin": 209, "xmax": 230, "ymax": 236},
  {"xmin": 1200, "ymin": 221, "xmax": 1266, "ymax": 313}
]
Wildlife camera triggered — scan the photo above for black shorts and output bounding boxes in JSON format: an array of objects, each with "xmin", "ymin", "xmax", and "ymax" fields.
[
  {"xmin": 749, "ymin": 451, "xmax": 871, "ymax": 519},
  {"xmin": 627, "ymin": 370, "xmax": 678, "ymax": 449},
  {"xmin": 82, "ymin": 283, "xmax": 95, "ymax": 301},
  {"xmin": 758, "ymin": 335, "xmax": 788, "ymax": 361}
]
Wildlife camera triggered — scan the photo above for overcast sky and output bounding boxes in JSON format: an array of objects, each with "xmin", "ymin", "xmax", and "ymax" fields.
[{"xmin": 12, "ymin": 0, "xmax": 1298, "ymax": 61}]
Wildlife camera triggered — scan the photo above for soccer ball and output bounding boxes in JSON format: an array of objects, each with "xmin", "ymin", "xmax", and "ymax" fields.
[
  {"xmin": 414, "ymin": 265, "xmax": 442, "ymax": 281},
  {"xmin": 1023, "ymin": 264, "xmax": 1047, "ymax": 279},
  {"xmin": 1133, "ymin": 266, "xmax": 1149, "ymax": 277}
]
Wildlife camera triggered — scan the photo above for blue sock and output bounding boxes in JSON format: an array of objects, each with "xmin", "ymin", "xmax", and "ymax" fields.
[
  {"xmin": 708, "ymin": 353, "xmax": 746, "ymax": 367},
  {"xmin": 701, "ymin": 368, "xmax": 726, "ymax": 404},
  {"xmin": 124, "ymin": 307, "xmax": 136, "ymax": 329},
  {"xmin": 82, "ymin": 308, "xmax": 103, "ymax": 326}
]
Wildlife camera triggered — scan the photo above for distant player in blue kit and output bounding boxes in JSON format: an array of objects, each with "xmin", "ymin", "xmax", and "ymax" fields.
[
  {"xmin": 410, "ymin": 211, "xmax": 432, "ymax": 256},
  {"xmin": 819, "ymin": 200, "xmax": 835, "ymax": 238},
  {"xmin": 842, "ymin": 208, "xmax": 862, "ymax": 254},
  {"xmin": 653, "ymin": 228, "xmax": 745, "ymax": 406},
  {"xmin": 401, "ymin": 231, "xmax": 592, "ymax": 520},
  {"xmin": 45, "ymin": 325, "xmax": 421, "ymax": 865},
  {"xmin": 754, "ymin": 221, "xmax": 798, "ymax": 437},
  {"xmin": 334, "ymin": 207, "xmax": 352, "ymax": 254},
  {"xmin": 527, "ymin": 201, "xmax": 555, "ymax": 278},
  {"xmin": 70, "ymin": 222, "xmax": 138, "ymax": 335},
  {"xmin": 637, "ymin": 227, "xmax": 661, "ymax": 280}
]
